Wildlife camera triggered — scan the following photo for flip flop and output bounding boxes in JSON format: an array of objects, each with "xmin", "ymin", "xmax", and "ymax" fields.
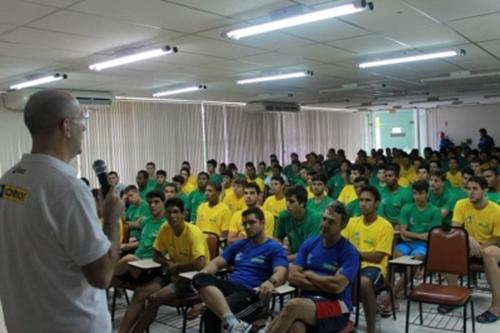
[
  {"xmin": 377, "ymin": 303, "xmax": 393, "ymax": 318},
  {"xmin": 476, "ymin": 310, "xmax": 499, "ymax": 323},
  {"xmin": 437, "ymin": 304, "xmax": 460, "ymax": 314}
]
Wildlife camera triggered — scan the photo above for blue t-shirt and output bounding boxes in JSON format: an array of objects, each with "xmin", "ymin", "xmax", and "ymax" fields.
[
  {"xmin": 294, "ymin": 236, "xmax": 359, "ymax": 311},
  {"xmin": 222, "ymin": 238, "xmax": 288, "ymax": 290}
]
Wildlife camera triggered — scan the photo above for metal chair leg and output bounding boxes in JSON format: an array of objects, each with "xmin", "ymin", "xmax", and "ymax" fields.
[
  {"xmin": 390, "ymin": 289, "xmax": 397, "ymax": 320},
  {"xmin": 418, "ymin": 302, "xmax": 423, "ymax": 325},
  {"xmin": 405, "ymin": 300, "xmax": 411, "ymax": 333},
  {"xmin": 470, "ymin": 300, "xmax": 476, "ymax": 333},
  {"xmin": 463, "ymin": 303, "xmax": 467, "ymax": 333}
]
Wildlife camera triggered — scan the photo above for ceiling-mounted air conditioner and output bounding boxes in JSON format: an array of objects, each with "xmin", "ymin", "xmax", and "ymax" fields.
[
  {"xmin": 1, "ymin": 89, "xmax": 114, "ymax": 112},
  {"xmin": 244, "ymin": 101, "xmax": 300, "ymax": 113}
]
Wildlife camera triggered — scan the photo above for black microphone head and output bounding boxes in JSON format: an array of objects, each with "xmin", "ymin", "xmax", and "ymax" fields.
[{"xmin": 92, "ymin": 159, "xmax": 107, "ymax": 175}]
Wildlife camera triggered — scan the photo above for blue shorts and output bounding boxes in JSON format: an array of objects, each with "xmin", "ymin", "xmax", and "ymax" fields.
[
  {"xmin": 361, "ymin": 267, "xmax": 384, "ymax": 289},
  {"xmin": 395, "ymin": 241, "xmax": 427, "ymax": 257}
]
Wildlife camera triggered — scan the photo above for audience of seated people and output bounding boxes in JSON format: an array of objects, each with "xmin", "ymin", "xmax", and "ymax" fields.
[{"xmin": 103, "ymin": 140, "xmax": 500, "ymax": 331}]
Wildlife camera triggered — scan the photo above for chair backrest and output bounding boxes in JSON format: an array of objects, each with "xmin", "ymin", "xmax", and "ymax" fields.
[
  {"xmin": 204, "ymin": 232, "xmax": 220, "ymax": 260},
  {"xmin": 425, "ymin": 226, "xmax": 469, "ymax": 277}
]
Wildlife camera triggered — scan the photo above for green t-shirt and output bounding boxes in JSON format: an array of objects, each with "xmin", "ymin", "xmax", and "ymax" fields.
[
  {"xmin": 428, "ymin": 188, "xmax": 458, "ymax": 225},
  {"xmin": 275, "ymin": 208, "xmax": 321, "ymax": 254},
  {"xmin": 486, "ymin": 191, "xmax": 500, "ymax": 205},
  {"xmin": 451, "ymin": 188, "xmax": 468, "ymax": 201},
  {"xmin": 188, "ymin": 188, "xmax": 207, "ymax": 222},
  {"xmin": 134, "ymin": 216, "xmax": 167, "ymax": 259},
  {"xmin": 306, "ymin": 196, "xmax": 333, "ymax": 215},
  {"xmin": 347, "ymin": 199, "xmax": 362, "ymax": 218},
  {"xmin": 124, "ymin": 201, "xmax": 151, "ymax": 240},
  {"xmin": 399, "ymin": 203, "xmax": 442, "ymax": 234},
  {"xmin": 380, "ymin": 186, "xmax": 413, "ymax": 224},
  {"xmin": 326, "ymin": 174, "xmax": 345, "ymax": 200},
  {"xmin": 284, "ymin": 164, "xmax": 295, "ymax": 179},
  {"xmin": 294, "ymin": 177, "xmax": 308, "ymax": 188}
]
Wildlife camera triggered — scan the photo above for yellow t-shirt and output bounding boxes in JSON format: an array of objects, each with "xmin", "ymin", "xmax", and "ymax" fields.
[
  {"xmin": 188, "ymin": 175, "xmax": 197, "ymax": 188},
  {"xmin": 153, "ymin": 222, "xmax": 210, "ymax": 262},
  {"xmin": 247, "ymin": 177, "xmax": 265, "ymax": 193},
  {"xmin": 446, "ymin": 171, "xmax": 463, "ymax": 188},
  {"xmin": 228, "ymin": 207, "xmax": 275, "ymax": 238},
  {"xmin": 263, "ymin": 195, "xmax": 287, "ymax": 218},
  {"xmin": 307, "ymin": 187, "xmax": 315, "ymax": 199},
  {"xmin": 338, "ymin": 185, "xmax": 357, "ymax": 205},
  {"xmin": 221, "ymin": 187, "xmax": 233, "ymax": 201},
  {"xmin": 452, "ymin": 199, "xmax": 500, "ymax": 245},
  {"xmin": 181, "ymin": 182, "xmax": 196, "ymax": 195},
  {"xmin": 222, "ymin": 191, "xmax": 247, "ymax": 215},
  {"xmin": 342, "ymin": 216, "xmax": 394, "ymax": 276},
  {"xmin": 398, "ymin": 177, "xmax": 410, "ymax": 188},
  {"xmin": 400, "ymin": 166, "xmax": 417, "ymax": 183},
  {"xmin": 195, "ymin": 202, "xmax": 232, "ymax": 236}
]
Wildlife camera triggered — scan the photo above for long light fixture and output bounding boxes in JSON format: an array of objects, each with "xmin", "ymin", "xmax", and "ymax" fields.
[
  {"xmin": 225, "ymin": 0, "xmax": 372, "ymax": 40},
  {"xmin": 359, "ymin": 50, "xmax": 459, "ymax": 69},
  {"xmin": 115, "ymin": 96, "xmax": 246, "ymax": 106},
  {"xmin": 300, "ymin": 105, "xmax": 353, "ymax": 113},
  {"xmin": 152, "ymin": 85, "xmax": 206, "ymax": 97},
  {"xmin": 89, "ymin": 46, "xmax": 178, "ymax": 71},
  {"xmin": 10, "ymin": 73, "xmax": 67, "ymax": 90},
  {"xmin": 237, "ymin": 71, "xmax": 313, "ymax": 85}
]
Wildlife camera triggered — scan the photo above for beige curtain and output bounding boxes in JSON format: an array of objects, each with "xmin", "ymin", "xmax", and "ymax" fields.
[
  {"xmin": 0, "ymin": 107, "xmax": 31, "ymax": 175},
  {"xmin": 80, "ymin": 102, "xmax": 203, "ymax": 187}
]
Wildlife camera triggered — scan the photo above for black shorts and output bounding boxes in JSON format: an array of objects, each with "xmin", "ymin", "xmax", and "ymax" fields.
[{"xmin": 192, "ymin": 273, "xmax": 265, "ymax": 333}]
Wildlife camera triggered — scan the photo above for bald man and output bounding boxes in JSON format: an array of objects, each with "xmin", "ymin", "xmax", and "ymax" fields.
[{"xmin": 0, "ymin": 90, "xmax": 123, "ymax": 332}]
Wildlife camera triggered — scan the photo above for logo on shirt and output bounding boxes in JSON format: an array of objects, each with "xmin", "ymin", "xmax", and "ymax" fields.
[
  {"xmin": 322, "ymin": 263, "xmax": 339, "ymax": 273},
  {"xmin": 0, "ymin": 184, "xmax": 28, "ymax": 204},
  {"xmin": 235, "ymin": 252, "xmax": 242, "ymax": 262},
  {"xmin": 250, "ymin": 255, "xmax": 266, "ymax": 264}
]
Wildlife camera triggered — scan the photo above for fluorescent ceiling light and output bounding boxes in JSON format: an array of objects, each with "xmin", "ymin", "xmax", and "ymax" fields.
[
  {"xmin": 226, "ymin": 0, "xmax": 370, "ymax": 40},
  {"xmin": 89, "ymin": 46, "xmax": 178, "ymax": 71},
  {"xmin": 115, "ymin": 96, "xmax": 246, "ymax": 106},
  {"xmin": 359, "ymin": 50, "xmax": 458, "ymax": 68},
  {"xmin": 300, "ymin": 105, "xmax": 352, "ymax": 113},
  {"xmin": 153, "ymin": 85, "xmax": 206, "ymax": 97},
  {"xmin": 10, "ymin": 73, "xmax": 67, "ymax": 90},
  {"xmin": 421, "ymin": 70, "xmax": 500, "ymax": 83},
  {"xmin": 237, "ymin": 71, "xmax": 313, "ymax": 85}
]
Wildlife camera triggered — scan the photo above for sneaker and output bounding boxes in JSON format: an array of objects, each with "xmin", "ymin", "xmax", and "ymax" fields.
[{"xmin": 228, "ymin": 320, "xmax": 253, "ymax": 333}]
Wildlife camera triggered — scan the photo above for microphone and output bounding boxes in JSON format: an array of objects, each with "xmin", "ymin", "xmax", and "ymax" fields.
[{"xmin": 92, "ymin": 159, "xmax": 110, "ymax": 197}]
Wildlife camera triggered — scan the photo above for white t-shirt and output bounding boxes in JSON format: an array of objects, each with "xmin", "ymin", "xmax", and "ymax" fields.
[{"xmin": 0, "ymin": 154, "xmax": 111, "ymax": 333}]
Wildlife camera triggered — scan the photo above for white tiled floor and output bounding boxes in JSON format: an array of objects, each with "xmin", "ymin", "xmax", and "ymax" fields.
[{"xmin": 1, "ymin": 288, "xmax": 497, "ymax": 332}]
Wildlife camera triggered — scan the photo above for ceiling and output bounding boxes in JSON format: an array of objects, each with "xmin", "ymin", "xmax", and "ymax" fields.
[{"xmin": 2, "ymin": 0, "xmax": 500, "ymax": 110}]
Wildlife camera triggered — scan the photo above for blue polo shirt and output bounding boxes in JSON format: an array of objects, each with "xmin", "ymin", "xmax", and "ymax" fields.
[
  {"xmin": 294, "ymin": 235, "xmax": 359, "ymax": 311},
  {"xmin": 222, "ymin": 238, "xmax": 288, "ymax": 290}
]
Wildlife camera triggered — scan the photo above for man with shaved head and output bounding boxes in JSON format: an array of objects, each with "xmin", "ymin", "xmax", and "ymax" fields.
[{"xmin": 0, "ymin": 90, "xmax": 123, "ymax": 332}]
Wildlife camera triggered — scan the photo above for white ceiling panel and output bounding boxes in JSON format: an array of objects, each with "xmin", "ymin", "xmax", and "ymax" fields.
[
  {"xmin": 171, "ymin": 35, "xmax": 264, "ymax": 59},
  {"xmin": 0, "ymin": 27, "xmax": 135, "ymax": 54},
  {"xmin": 285, "ymin": 19, "xmax": 369, "ymax": 43},
  {"xmin": 239, "ymin": 52, "xmax": 305, "ymax": 67},
  {"xmin": 448, "ymin": 12, "xmax": 500, "ymax": 42},
  {"xmin": 283, "ymin": 44, "xmax": 356, "ymax": 64},
  {"xmin": 0, "ymin": 1, "xmax": 55, "ymax": 25},
  {"xmin": 445, "ymin": 44, "xmax": 500, "ymax": 71},
  {"xmin": 382, "ymin": 23, "xmax": 467, "ymax": 48},
  {"xmin": 29, "ymin": 11, "xmax": 169, "ymax": 43},
  {"xmin": 70, "ymin": 0, "xmax": 234, "ymax": 33},
  {"xmin": 20, "ymin": 0, "xmax": 81, "ymax": 8},
  {"xmin": 403, "ymin": 0, "xmax": 500, "ymax": 22},
  {"xmin": 329, "ymin": 35, "xmax": 408, "ymax": 55},
  {"xmin": 0, "ymin": 23, "xmax": 15, "ymax": 34},
  {"xmin": 166, "ymin": 0, "xmax": 282, "ymax": 16},
  {"xmin": 0, "ymin": 41, "xmax": 88, "ymax": 61},
  {"xmin": 479, "ymin": 39, "xmax": 500, "ymax": 59},
  {"xmin": 341, "ymin": 0, "xmax": 436, "ymax": 32}
]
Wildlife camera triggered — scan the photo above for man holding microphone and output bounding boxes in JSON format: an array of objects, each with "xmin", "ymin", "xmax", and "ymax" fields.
[{"xmin": 0, "ymin": 90, "xmax": 123, "ymax": 332}]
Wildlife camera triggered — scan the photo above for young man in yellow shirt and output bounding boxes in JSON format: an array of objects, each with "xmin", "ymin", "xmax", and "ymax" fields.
[
  {"xmin": 446, "ymin": 156, "xmax": 463, "ymax": 188},
  {"xmin": 222, "ymin": 175, "xmax": 246, "ymax": 214},
  {"xmin": 440, "ymin": 176, "xmax": 500, "ymax": 324},
  {"xmin": 342, "ymin": 186, "xmax": 394, "ymax": 333},
  {"xmin": 196, "ymin": 182, "xmax": 232, "ymax": 238},
  {"xmin": 227, "ymin": 182, "xmax": 275, "ymax": 244},
  {"xmin": 338, "ymin": 164, "xmax": 365, "ymax": 205},
  {"xmin": 118, "ymin": 198, "xmax": 209, "ymax": 333},
  {"xmin": 245, "ymin": 161, "xmax": 265, "ymax": 193},
  {"xmin": 263, "ymin": 175, "xmax": 287, "ymax": 219}
]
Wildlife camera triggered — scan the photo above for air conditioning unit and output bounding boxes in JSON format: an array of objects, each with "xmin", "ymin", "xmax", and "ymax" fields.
[
  {"xmin": 1, "ymin": 89, "xmax": 114, "ymax": 112},
  {"xmin": 244, "ymin": 101, "xmax": 300, "ymax": 113}
]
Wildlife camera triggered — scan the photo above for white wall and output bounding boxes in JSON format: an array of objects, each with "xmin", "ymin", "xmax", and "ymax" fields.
[
  {"xmin": 0, "ymin": 105, "xmax": 31, "ymax": 175},
  {"xmin": 427, "ymin": 104, "xmax": 500, "ymax": 149}
]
